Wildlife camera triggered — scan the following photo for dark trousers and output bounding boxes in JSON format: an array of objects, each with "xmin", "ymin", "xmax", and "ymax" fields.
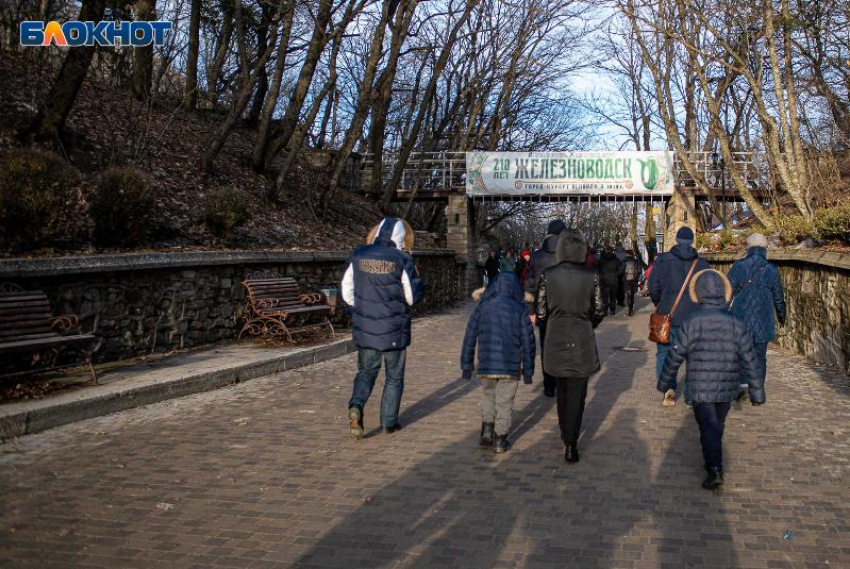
[
  {"xmin": 538, "ymin": 321, "xmax": 556, "ymax": 395},
  {"xmin": 555, "ymin": 377, "xmax": 589, "ymax": 447},
  {"xmin": 692, "ymin": 402, "xmax": 731, "ymax": 470},
  {"xmin": 625, "ymin": 281, "xmax": 638, "ymax": 312},
  {"xmin": 616, "ymin": 276, "xmax": 625, "ymax": 306},
  {"xmin": 348, "ymin": 348, "xmax": 406, "ymax": 427},
  {"xmin": 740, "ymin": 342, "xmax": 768, "ymax": 387},
  {"xmin": 602, "ymin": 284, "xmax": 617, "ymax": 314}
]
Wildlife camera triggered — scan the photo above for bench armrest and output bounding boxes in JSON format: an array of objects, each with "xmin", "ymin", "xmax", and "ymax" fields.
[
  {"xmin": 299, "ymin": 293, "xmax": 324, "ymax": 306},
  {"xmin": 51, "ymin": 314, "xmax": 79, "ymax": 333}
]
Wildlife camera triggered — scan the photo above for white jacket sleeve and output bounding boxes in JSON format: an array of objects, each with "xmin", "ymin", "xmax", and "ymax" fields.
[
  {"xmin": 401, "ymin": 268, "xmax": 414, "ymax": 306},
  {"xmin": 341, "ymin": 264, "xmax": 355, "ymax": 306}
]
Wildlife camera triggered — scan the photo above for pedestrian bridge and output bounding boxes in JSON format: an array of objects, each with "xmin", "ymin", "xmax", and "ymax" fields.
[{"xmin": 354, "ymin": 150, "xmax": 765, "ymax": 202}]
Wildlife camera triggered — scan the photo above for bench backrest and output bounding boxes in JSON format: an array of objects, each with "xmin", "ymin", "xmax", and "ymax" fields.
[
  {"xmin": 243, "ymin": 277, "xmax": 302, "ymax": 306},
  {"xmin": 0, "ymin": 290, "xmax": 55, "ymax": 343}
]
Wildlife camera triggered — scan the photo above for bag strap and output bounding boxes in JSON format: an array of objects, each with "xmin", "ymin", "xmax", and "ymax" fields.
[{"xmin": 667, "ymin": 259, "xmax": 699, "ymax": 319}]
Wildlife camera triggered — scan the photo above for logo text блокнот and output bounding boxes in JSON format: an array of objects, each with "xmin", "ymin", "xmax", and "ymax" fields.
[{"xmin": 20, "ymin": 21, "xmax": 172, "ymax": 47}]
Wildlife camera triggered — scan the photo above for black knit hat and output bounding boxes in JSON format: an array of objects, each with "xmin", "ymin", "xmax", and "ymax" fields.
[{"xmin": 547, "ymin": 220, "xmax": 567, "ymax": 236}]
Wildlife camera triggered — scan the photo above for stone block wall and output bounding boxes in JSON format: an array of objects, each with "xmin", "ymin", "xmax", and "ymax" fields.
[
  {"xmin": 705, "ymin": 250, "xmax": 850, "ymax": 374},
  {"xmin": 0, "ymin": 250, "xmax": 463, "ymax": 364}
]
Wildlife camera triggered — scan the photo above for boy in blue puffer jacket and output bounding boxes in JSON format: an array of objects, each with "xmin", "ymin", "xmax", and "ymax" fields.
[
  {"xmin": 461, "ymin": 272, "xmax": 536, "ymax": 453},
  {"xmin": 658, "ymin": 269, "xmax": 763, "ymax": 490}
]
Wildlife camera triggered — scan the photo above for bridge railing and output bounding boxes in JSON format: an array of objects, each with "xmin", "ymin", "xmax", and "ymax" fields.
[{"xmin": 359, "ymin": 150, "xmax": 762, "ymax": 195}]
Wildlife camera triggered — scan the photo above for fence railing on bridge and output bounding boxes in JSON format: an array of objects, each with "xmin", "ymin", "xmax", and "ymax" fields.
[{"xmin": 357, "ymin": 150, "xmax": 762, "ymax": 201}]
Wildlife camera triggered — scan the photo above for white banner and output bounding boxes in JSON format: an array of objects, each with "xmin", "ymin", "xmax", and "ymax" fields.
[{"xmin": 466, "ymin": 151, "xmax": 675, "ymax": 196}]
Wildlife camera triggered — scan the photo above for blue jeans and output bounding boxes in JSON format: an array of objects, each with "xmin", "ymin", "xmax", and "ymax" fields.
[
  {"xmin": 348, "ymin": 348, "xmax": 406, "ymax": 427},
  {"xmin": 692, "ymin": 402, "xmax": 731, "ymax": 470},
  {"xmin": 655, "ymin": 326, "xmax": 680, "ymax": 382},
  {"xmin": 740, "ymin": 342, "xmax": 768, "ymax": 387}
]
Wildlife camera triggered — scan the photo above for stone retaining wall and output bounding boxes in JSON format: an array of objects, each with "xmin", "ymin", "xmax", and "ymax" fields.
[
  {"xmin": 0, "ymin": 250, "xmax": 464, "ymax": 363},
  {"xmin": 704, "ymin": 249, "xmax": 850, "ymax": 374}
]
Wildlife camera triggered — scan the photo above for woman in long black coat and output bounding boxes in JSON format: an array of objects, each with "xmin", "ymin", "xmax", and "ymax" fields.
[{"xmin": 536, "ymin": 229, "xmax": 606, "ymax": 463}]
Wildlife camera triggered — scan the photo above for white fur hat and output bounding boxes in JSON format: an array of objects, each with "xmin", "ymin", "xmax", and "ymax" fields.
[{"xmin": 747, "ymin": 233, "xmax": 768, "ymax": 249}]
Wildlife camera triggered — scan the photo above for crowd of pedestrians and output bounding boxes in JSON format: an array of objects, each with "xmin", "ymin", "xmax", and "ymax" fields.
[{"xmin": 340, "ymin": 216, "xmax": 786, "ymax": 491}]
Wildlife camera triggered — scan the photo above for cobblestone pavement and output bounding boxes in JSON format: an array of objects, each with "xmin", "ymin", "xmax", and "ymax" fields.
[{"xmin": 2, "ymin": 299, "xmax": 849, "ymax": 569}]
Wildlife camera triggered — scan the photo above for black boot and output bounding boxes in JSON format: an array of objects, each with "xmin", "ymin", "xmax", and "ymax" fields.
[
  {"xmin": 702, "ymin": 467, "xmax": 724, "ymax": 489},
  {"xmin": 381, "ymin": 423, "xmax": 402, "ymax": 434},
  {"xmin": 493, "ymin": 434, "xmax": 511, "ymax": 453},
  {"xmin": 480, "ymin": 422, "xmax": 495, "ymax": 447},
  {"xmin": 348, "ymin": 407, "xmax": 364, "ymax": 440},
  {"xmin": 628, "ymin": 307, "xmax": 634, "ymax": 317},
  {"xmin": 565, "ymin": 445, "xmax": 580, "ymax": 463}
]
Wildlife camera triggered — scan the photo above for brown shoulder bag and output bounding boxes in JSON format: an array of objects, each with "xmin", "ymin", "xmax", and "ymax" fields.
[{"xmin": 648, "ymin": 259, "xmax": 699, "ymax": 344}]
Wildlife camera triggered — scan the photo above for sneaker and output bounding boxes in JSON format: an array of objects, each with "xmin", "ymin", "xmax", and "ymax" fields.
[
  {"xmin": 348, "ymin": 407, "xmax": 364, "ymax": 440},
  {"xmin": 493, "ymin": 435, "xmax": 511, "ymax": 453},
  {"xmin": 479, "ymin": 422, "xmax": 495, "ymax": 447},
  {"xmin": 663, "ymin": 389, "xmax": 676, "ymax": 406},
  {"xmin": 702, "ymin": 468, "xmax": 724, "ymax": 490}
]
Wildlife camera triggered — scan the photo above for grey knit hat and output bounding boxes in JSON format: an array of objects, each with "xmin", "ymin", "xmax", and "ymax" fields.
[{"xmin": 747, "ymin": 233, "xmax": 768, "ymax": 249}]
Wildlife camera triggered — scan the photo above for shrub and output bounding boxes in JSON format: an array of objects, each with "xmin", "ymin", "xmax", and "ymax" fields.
[
  {"xmin": 774, "ymin": 214, "xmax": 817, "ymax": 245},
  {"xmin": 90, "ymin": 167, "xmax": 155, "ymax": 247},
  {"xmin": 813, "ymin": 203, "xmax": 850, "ymax": 243},
  {"xmin": 204, "ymin": 186, "xmax": 250, "ymax": 241},
  {"xmin": 0, "ymin": 148, "xmax": 86, "ymax": 253}
]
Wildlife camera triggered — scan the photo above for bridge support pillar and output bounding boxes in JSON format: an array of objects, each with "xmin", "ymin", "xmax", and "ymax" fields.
[
  {"xmin": 446, "ymin": 195, "xmax": 477, "ymax": 295},
  {"xmin": 664, "ymin": 185, "xmax": 698, "ymax": 251}
]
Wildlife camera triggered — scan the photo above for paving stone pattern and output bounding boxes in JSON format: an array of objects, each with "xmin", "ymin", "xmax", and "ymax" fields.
[{"xmin": 1, "ymin": 299, "xmax": 849, "ymax": 569}]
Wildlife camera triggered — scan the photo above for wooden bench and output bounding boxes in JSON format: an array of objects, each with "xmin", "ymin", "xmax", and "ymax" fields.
[
  {"xmin": 238, "ymin": 276, "xmax": 335, "ymax": 342},
  {"xmin": 0, "ymin": 283, "xmax": 97, "ymax": 383}
]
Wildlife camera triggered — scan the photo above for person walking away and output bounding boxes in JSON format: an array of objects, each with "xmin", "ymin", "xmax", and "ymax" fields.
[
  {"xmin": 484, "ymin": 251, "xmax": 500, "ymax": 285},
  {"xmin": 598, "ymin": 247, "xmax": 623, "ymax": 315},
  {"xmin": 536, "ymin": 229, "xmax": 606, "ymax": 463},
  {"xmin": 649, "ymin": 226, "xmax": 709, "ymax": 401},
  {"xmin": 585, "ymin": 246, "xmax": 597, "ymax": 269},
  {"xmin": 727, "ymin": 233, "xmax": 786, "ymax": 399},
  {"xmin": 500, "ymin": 250, "xmax": 516, "ymax": 274},
  {"xmin": 658, "ymin": 269, "xmax": 763, "ymax": 489},
  {"xmin": 641, "ymin": 261, "xmax": 653, "ymax": 296},
  {"xmin": 622, "ymin": 251, "xmax": 643, "ymax": 316},
  {"xmin": 514, "ymin": 252, "xmax": 527, "ymax": 281},
  {"xmin": 342, "ymin": 218, "xmax": 425, "ymax": 439},
  {"xmin": 615, "ymin": 244, "xmax": 628, "ymax": 306},
  {"xmin": 524, "ymin": 220, "xmax": 567, "ymax": 398},
  {"xmin": 461, "ymin": 273, "xmax": 536, "ymax": 453}
]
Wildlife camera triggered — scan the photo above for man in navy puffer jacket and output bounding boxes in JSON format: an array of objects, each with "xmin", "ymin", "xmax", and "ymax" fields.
[
  {"xmin": 341, "ymin": 218, "xmax": 425, "ymax": 439},
  {"xmin": 659, "ymin": 269, "xmax": 763, "ymax": 490},
  {"xmin": 461, "ymin": 273, "xmax": 536, "ymax": 453}
]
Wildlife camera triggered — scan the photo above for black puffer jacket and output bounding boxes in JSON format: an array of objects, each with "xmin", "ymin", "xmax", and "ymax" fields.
[
  {"xmin": 523, "ymin": 234, "xmax": 559, "ymax": 313},
  {"xmin": 536, "ymin": 229, "xmax": 604, "ymax": 378},
  {"xmin": 598, "ymin": 251, "xmax": 623, "ymax": 288},
  {"xmin": 659, "ymin": 270, "xmax": 764, "ymax": 404}
]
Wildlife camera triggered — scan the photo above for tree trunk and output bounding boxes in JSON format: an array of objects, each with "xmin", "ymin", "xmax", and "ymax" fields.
[
  {"xmin": 27, "ymin": 0, "xmax": 107, "ymax": 141},
  {"xmin": 206, "ymin": 12, "xmax": 233, "ymax": 106},
  {"xmin": 184, "ymin": 0, "xmax": 201, "ymax": 110},
  {"xmin": 375, "ymin": 0, "xmax": 480, "ymax": 212},
  {"xmin": 256, "ymin": 0, "xmax": 335, "ymax": 171},
  {"xmin": 251, "ymin": 0, "xmax": 295, "ymax": 170},
  {"xmin": 132, "ymin": 0, "xmax": 156, "ymax": 101}
]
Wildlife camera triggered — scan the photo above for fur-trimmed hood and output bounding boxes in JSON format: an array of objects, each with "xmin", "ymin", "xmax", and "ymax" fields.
[
  {"xmin": 689, "ymin": 269, "xmax": 732, "ymax": 306},
  {"xmin": 555, "ymin": 228, "xmax": 588, "ymax": 264},
  {"xmin": 366, "ymin": 217, "xmax": 414, "ymax": 252},
  {"xmin": 472, "ymin": 272, "xmax": 523, "ymax": 303}
]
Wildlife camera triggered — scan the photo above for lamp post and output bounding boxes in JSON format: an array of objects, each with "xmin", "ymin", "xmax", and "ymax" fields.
[{"xmin": 712, "ymin": 150, "xmax": 728, "ymax": 227}]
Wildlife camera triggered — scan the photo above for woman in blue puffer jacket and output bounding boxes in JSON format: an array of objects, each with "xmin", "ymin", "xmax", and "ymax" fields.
[{"xmin": 461, "ymin": 272, "xmax": 536, "ymax": 453}]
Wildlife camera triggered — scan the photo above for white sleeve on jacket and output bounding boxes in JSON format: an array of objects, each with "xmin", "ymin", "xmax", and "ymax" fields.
[
  {"xmin": 401, "ymin": 269, "xmax": 414, "ymax": 306},
  {"xmin": 341, "ymin": 264, "xmax": 355, "ymax": 306}
]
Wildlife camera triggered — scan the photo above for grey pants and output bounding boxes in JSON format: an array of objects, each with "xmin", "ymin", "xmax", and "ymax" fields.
[{"xmin": 481, "ymin": 378, "xmax": 519, "ymax": 436}]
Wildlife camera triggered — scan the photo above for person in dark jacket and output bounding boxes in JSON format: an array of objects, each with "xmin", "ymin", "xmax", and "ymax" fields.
[
  {"xmin": 659, "ymin": 269, "xmax": 763, "ymax": 490},
  {"xmin": 500, "ymin": 250, "xmax": 516, "ymax": 273},
  {"xmin": 598, "ymin": 248, "xmax": 623, "ymax": 315},
  {"xmin": 341, "ymin": 218, "xmax": 425, "ymax": 439},
  {"xmin": 649, "ymin": 226, "xmax": 709, "ymax": 391},
  {"xmin": 484, "ymin": 251, "xmax": 500, "ymax": 285},
  {"xmin": 614, "ymin": 244, "xmax": 628, "ymax": 306},
  {"xmin": 728, "ymin": 233, "xmax": 786, "ymax": 396},
  {"xmin": 523, "ymin": 219, "xmax": 567, "ymax": 398},
  {"xmin": 536, "ymin": 229, "xmax": 605, "ymax": 464},
  {"xmin": 461, "ymin": 273, "xmax": 536, "ymax": 453},
  {"xmin": 622, "ymin": 251, "xmax": 643, "ymax": 316}
]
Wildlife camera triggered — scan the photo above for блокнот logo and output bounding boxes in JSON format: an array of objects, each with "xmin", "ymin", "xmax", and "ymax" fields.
[{"xmin": 20, "ymin": 21, "xmax": 171, "ymax": 47}]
